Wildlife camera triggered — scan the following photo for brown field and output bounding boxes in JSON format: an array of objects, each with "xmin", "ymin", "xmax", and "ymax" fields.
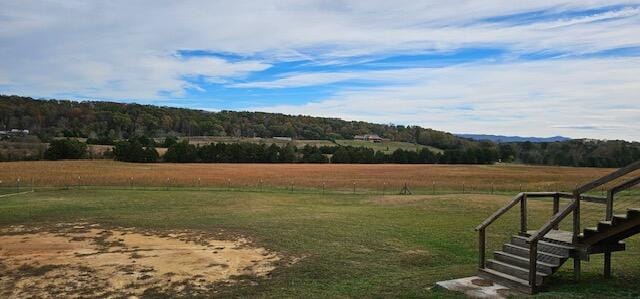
[{"xmin": 0, "ymin": 160, "xmax": 628, "ymax": 192}]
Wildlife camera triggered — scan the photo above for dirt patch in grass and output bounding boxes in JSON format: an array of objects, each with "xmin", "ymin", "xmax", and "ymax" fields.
[{"xmin": 0, "ymin": 223, "xmax": 280, "ymax": 298}]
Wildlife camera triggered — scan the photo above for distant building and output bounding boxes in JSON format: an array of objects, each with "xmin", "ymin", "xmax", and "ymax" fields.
[
  {"xmin": 1, "ymin": 129, "xmax": 29, "ymax": 137},
  {"xmin": 273, "ymin": 136, "xmax": 292, "ymax": 141},
  {"xmin": 354, "ymin": 134, "xmax": 383, "ymax": 143}
]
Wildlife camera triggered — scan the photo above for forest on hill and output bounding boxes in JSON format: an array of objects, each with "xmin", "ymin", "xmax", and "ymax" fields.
[
  {"xmin": 1, "ymin": 95, "xmax": 639, "ymax": 167},
  {"xmin": 0, "ymin": 95, "xmax": 467, "ymax": 149}
]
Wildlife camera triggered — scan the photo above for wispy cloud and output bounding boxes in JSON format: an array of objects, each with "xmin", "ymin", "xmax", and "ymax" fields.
[
  {"xmin": 250, "ymin": 57, "xmax": 640, "ymax": 140},
  {"xmin": 0, "ymin": 1, "xmax": 639, "ymax": 140}
]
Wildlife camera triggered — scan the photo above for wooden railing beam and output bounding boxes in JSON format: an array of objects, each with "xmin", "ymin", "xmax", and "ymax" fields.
[
  {"xmin": 475, "ymin": 193, "xmax": 524, "ymax": 231},
  {"xmin": 575, "ymin": 161, "xmax": 640, "ymax": 195}
]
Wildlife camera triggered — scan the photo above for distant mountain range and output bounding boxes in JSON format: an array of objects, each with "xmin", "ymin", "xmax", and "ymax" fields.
[{"xmin": 456, "ymin": 134, "xmax": 570, "ymax": 143}]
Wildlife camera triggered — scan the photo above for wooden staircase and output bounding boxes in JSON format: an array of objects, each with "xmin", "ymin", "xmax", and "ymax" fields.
[
  {"xmin": 475, "ymin": 161, "xmax": 640, "ymax": 294},
  {"xmin": 478, "ymin": 234, "xmax": 572, "ymax": 293}
]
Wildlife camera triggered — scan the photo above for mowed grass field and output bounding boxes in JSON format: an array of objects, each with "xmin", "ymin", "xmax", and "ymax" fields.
[
  {"xmin": 0, "ymin": 161, "xmax": 622, "ymax": 193},
  {"xmin": 1, "ymin": 189, "xmax": 640, "ymax": 297},
  {"xmin": 335, "ymin": 139, "xmax": 444, "ymax": 154}
]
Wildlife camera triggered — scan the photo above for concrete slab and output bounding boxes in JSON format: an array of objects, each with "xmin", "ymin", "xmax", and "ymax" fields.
[{"xmin": 435, "ymin": 276, "xmax": 519, "ymax": 298}]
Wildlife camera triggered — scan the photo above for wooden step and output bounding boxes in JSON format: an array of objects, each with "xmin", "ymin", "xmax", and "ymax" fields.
[
  {"xmin": 478, "ymin": 268, "xmax": 535, "ymax": 294},
  {"xmin": 583, "ymin": 227, "xmax": 599, "ymax": 238},
  {"xmin": 503, "ymin": 244, "xmax": 566, "ymax": 264},
  {"xmin": 510, "ymin": 236, "xmax": 572, "ymax": 257},
  {"xmin": 612, "ymin": 214, "xmax": 628, "ymax": 226},
  {"xmin": 486, "ymin": 259, "xmax": 547, "ymax": 283},
  {"xmin": 494, "ymin": 251, "xmax": 557, "ymax": 275},
  {"xmin": 598, "ymin": 221, "xmax": 613, "ymax": 231}
]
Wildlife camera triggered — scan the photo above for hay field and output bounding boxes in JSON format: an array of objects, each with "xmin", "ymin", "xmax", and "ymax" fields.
[{"xmin": 0, "ymin": 160, "xmax": 620, "ymax": 192}]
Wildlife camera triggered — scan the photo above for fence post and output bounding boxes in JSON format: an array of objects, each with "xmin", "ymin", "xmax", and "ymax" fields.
[
  {"xmin": 353, "ymin": 182, "xmax": 356, "ymax": 194},
  {"xmin": 462, "ymin": 182, "xmax": 465, "ymax": 194},
  {"xmin": 491, "ymin": 182, "xmax": 494, "ymax": 195},
  {"xmin": 322, "ymin": 182, "xmax": 325, "ymax": 195},
  {"xmin": 382, "ymin": 182, "xmax": 386, "ymax": 195},
  {"xmin": 432, "ymin": 181, "xmax": 435, "ymax": 195},
  {"xmin": 16, "ymin": 178, "xmax": 20, "ymax": 193},
  {"xmin": 260, "ymin": 179, "xmax": 264, "ymax": 192}
]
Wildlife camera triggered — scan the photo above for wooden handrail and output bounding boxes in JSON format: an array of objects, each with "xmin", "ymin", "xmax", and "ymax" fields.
[
  {"xmin": 475, "ymin": 193, "xmax": 524, "ymax": 231},
  {"xmin": 611, "ymin": 176, "xmax": 640, "ymax": 195},
  {"xmin": 525, "ymin": 199, "xmax": 578, "ymax": 291},
  {"xmin": 606, "ymin": 176, "xmax": 640, "ymax": 220},
  {"xmin": 575, "ymin": 160, "xmax": 640, "ymax": 194},
  {"xmin": 526, "ymin": 200, "xmax": 578, "ymax": 243}
]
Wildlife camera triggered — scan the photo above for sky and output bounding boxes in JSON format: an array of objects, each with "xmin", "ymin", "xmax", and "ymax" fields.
[{"xmin": 1, "ymin": 1, "xmax": 639, "ymax": 141}]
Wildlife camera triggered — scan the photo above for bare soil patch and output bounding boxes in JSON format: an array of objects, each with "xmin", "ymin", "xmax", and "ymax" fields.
[{"xmin": 0, "ymin": 223, "xmax": 280, "ymax": 298}]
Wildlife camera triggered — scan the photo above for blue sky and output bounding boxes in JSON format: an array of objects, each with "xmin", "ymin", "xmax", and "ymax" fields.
[{"xmin": 1, "ymin": 1, "xmax": 639, "ymax": 140}]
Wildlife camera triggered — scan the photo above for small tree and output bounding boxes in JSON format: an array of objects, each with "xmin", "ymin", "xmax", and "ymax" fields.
[
  {"xmin": 113, "ymin": 140, "xmax": 158, "ymax": 163},
  {"xmin": 44, "ymin": 139, "xmax": 87, "ymax": 160},
  {"xmin": 164, "ymin": 140, "xmax": 198, "ymax": 163}
]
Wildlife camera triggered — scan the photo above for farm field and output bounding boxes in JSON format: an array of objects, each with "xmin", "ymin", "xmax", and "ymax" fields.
[
  {"xmin": 335, "ymin": 139, "xmax": 443, "ymax": 154},
  {"xmin": 0, "ymin": 160, "xmax": 620, "ymax": 193},
  {"xmin": 0, "ymin": 189, "xmax": 639, "ymax": 298},
  {"xmin": 174, "ymin": 136, "xmax": 336, "ymax": 148}
]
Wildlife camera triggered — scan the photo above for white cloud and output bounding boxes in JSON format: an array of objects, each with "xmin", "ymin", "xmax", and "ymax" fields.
[
  {"xmin": 250, "ymin": 57, "xmax": 640, "ymax": 141},
  {"xmin": 0, "ymin": 1, "xmax": 639, "ymax": 140}
]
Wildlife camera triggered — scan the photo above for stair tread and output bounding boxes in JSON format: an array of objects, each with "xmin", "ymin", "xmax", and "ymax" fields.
[
  {"xmin": 504, "ymin": 244, "xmax": 568, "ymax": 259},
  {"xmin": 479, "ymin": 267, "xmax": 535, "ymax": 286},
  {"xmin": 495, "ymin": 251, "xmax": 559, "ymax": 268},
  {"xmin": 487, "ymin": 259, "xmax": 548, "ymax": 277},
  {"xmin": 599, "ymin": 221, "xmax": 612, "ymax": 225},
  {"xmin": 614, "ymin": 214, "xmax": 628, "ymax": 219},
  {"xmin": 511, "ymin": 235, "xmax": 574, "ymax": 250}
]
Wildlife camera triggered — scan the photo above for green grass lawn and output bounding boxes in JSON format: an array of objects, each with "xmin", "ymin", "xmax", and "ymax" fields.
[
  {"xmin": 335, "ymin": 139, "xmax": 443, "ymax": 154},
  {"xmin": 1, "ymin": 189, "xmax": 639, "ymax": 298}
]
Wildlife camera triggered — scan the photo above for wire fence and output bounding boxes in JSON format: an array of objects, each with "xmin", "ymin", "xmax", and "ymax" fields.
[{"xmin": 2, "ymin": 176, "xmax": 627, "ymax": 197}]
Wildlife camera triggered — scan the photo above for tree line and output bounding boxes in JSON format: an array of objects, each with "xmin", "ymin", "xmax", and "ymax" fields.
[
  {"xmin": 109, "ymin": 139, "xmax": 499, "ymax": 164},
  {"xmin": 1, "ymin": 95, "xmax": 468, "ymax": 149},
  {"xmin": 3, "ymin": 95, "xmax": 639, "ymax": 167}
]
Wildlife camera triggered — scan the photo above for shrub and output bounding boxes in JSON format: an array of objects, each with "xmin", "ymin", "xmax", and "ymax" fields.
[{"xmin": 44, "ymin": 139, "xmax": 87, "ymax": 160}]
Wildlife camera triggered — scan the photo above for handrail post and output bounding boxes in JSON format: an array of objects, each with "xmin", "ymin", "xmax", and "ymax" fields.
[
  {"xmin": 529, "ymin": 240, "xmax": 538, "ymax": 292},
  {"xmin": 572, "ymin": 190, "xmax": 581, "ymax": 281},
  {"xmin": 572, "ymin": 191, "xmax": 581, "ymax": 243},
  {"xmin": 605, "ymin": 190, "xmax": 613, "ymax": 221},
  {"xmin": 552, "ymin": 193, "xmax": 560, "ymax": 230},
  {"xmin": 520, "ymin": 193, "xmax": 528, "ymax": 235},
  {"xmin": 479, "ymin": 228, "xmax": 486, "ymax": 268}
]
